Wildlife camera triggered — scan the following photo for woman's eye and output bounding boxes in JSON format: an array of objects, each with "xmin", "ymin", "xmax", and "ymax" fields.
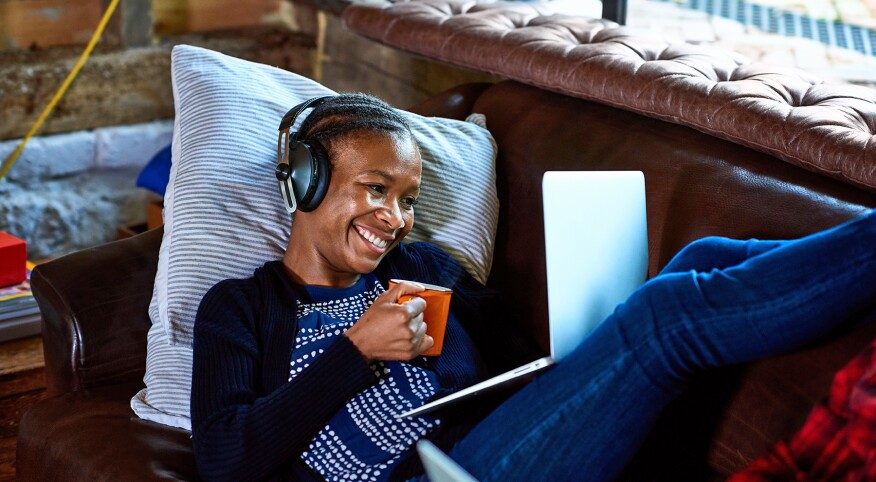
[
  {"xmin": 401, "ymin": 197, "xmax": 419, "ymax": 209},
  {"xmin": 368, "ymin": 184, "xmax": 385, "ymax": 195}
]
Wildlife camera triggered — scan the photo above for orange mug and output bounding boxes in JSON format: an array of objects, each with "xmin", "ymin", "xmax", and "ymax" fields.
[{"xmin": 389, "ymin": 279, "xmax": 453, "ymax": 356}]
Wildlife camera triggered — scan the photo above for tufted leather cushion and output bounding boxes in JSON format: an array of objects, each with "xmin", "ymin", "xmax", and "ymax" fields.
[{"xmin": 343, "ymin": 0, "xmax": 876, "ymax": 193}]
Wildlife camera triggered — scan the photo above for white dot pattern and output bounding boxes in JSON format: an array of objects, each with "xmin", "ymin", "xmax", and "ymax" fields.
[{"xmin": 290, "ymin": 275, "xmax": 441, "ymax": 482}]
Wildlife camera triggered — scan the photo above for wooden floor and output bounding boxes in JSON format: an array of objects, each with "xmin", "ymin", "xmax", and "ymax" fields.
[{"xmin": 0, "ymin": 336, "xmax": 47, "ymax": 482}]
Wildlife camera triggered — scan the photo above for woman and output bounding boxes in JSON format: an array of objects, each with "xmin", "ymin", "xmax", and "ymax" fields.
[{"xmin": 191, "ymin": 93, "xmax": 876, "ymax": 482}]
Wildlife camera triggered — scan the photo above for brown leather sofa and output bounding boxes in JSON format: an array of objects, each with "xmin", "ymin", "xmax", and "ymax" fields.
[{"xmin": 18, "ymin": 2, "xmax": 876, "ymax": 480}]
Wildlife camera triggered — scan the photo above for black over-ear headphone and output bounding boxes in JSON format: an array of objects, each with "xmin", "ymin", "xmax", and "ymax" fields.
[{"xmin": 276, "ymin": 96, "xmax": 334, "ymax": 213}]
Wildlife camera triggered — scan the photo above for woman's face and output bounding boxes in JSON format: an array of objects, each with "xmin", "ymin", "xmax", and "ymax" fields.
[{"xmin": 287, "ymin": 131, "xmax": 421, "ymax": 287}]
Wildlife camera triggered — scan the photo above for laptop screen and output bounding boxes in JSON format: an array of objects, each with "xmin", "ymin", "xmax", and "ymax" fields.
[{"xmin": 542, "ymin": 171, "xmax": 648, "ymax": 361}]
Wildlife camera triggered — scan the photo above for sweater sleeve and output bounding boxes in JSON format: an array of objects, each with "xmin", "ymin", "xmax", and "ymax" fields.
[{"xmin": 190, "ymin": 279, "xmax": 377, "ymax": 482}]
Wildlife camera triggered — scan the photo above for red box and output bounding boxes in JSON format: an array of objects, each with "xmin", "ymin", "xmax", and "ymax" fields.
[{"xmin": 0, "ymin": 232, "xmax": 27, "ymax": 287}]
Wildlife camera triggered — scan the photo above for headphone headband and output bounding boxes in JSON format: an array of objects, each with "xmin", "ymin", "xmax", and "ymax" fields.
[{"xmin": 278, "ymin": 95, "xmax": 335, "ymax": 133}]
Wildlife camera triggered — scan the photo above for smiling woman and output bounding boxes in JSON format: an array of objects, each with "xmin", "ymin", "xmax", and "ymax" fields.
[{"xmin": 189, "ymin": 93, "xmax": 507, "ymax": 481}]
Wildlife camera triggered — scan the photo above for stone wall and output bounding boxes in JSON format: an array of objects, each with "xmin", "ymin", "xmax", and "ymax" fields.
[{"xmin": 0, "ymin": 122, "xmax": 172, "ymax": 259}]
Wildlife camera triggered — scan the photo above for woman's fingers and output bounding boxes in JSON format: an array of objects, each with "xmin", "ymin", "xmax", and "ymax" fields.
[
  {"xmin": 384, "ymin": 280, "xmax": 425, "ymax": 301},
  {"xmin": 410, "ymin": 314, "xmax": 426, "ymax": 344},
  {"xmin": 418, "ymin": 335, "xmax": 434, "ymax": 353}
]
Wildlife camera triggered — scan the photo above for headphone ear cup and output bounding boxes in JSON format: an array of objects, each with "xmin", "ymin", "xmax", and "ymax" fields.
[
  {"xmin": 288, "ymin": 138, "xmax": 331, "ymax": 212},
  {"xmin": 277, "ymin": 96, "xmax": 334, "ymax": 213},
  {"xmin": 301, "ymin": 139, "xmax": 331, "ymax": 212}
]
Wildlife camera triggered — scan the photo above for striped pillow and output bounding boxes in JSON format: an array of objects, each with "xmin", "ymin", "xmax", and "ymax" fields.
[{"xmin": 130, "ymin": 45, "xmax": 499, "ymax": 429}]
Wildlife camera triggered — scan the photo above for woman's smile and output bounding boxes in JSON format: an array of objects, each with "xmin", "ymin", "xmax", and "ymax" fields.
[{"xmin": 354, "ymin": 224, "xmax": 391, "ymax": 252}]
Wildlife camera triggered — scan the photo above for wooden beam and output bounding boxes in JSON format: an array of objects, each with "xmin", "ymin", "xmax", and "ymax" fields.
[
  {"xmin": 122, "ymin": 0, "xmax": 155, "ymax": 47},
  {"xmin": 0, "ymin": 0, "xmax": 105, "ymax": 49},
  {"xmin": 100, "ymin": 0, "xmax": 155, "ymax": 47}
]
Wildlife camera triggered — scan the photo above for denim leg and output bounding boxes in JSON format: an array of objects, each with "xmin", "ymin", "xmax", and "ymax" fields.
[
  {"xmin": 449, "ymin": 210, "xmax": 876, "ymax": 482},
  {"xmin": 659, "ymin": 236, "xmax": 786, "ymax": 275}
]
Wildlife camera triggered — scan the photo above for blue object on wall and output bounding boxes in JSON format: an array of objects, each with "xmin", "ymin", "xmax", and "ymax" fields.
[{"xmin": 137, "ymin": 144, "xmax": 172, "ymax": 197}]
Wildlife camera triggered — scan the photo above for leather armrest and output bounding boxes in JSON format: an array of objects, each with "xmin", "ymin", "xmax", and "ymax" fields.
[
  {"xmin": 32, "ymin": 227, "xmax": 163, "ymax": 395},
  {"xmin": 17, "ymin": 382, "xmax": 197, "ymax": 482}
]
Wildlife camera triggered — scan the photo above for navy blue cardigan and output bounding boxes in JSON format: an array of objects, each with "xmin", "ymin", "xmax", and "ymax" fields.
[{"xmin": 191, "ymin": 242, "xmax": 534, "ymax": 481}]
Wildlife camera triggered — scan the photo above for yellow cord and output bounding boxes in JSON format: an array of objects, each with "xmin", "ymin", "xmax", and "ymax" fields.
[{"xmin": 0, "ymin": 0, "xmax": 121, "ymax": 180}]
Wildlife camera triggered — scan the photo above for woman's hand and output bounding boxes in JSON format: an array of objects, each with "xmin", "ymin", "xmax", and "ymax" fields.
[{"xmin": 344, "ymin": 281, "xmax": 435, "ymax": 362}]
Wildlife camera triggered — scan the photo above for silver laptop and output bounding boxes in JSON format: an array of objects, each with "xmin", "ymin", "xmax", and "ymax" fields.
[{"xmin": 399, "ymin": 171, "xmax": 648, "ymax": 419}]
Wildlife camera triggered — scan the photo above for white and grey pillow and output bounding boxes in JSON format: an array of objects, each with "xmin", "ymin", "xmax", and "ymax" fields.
[{"xmin": 131, "ymin": 45, "xmax": 499, "ymax": 429}]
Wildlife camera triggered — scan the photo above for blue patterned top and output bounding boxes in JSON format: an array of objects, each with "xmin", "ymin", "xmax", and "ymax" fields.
[{"xmin": 290, "ymin": 273, "xmax": 440, "ymax": 481}]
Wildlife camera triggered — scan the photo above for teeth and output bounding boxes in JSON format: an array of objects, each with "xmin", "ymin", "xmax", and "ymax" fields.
[{"xmin": 356, "ymin": 226, "xmax": 389, "ymax": 249}]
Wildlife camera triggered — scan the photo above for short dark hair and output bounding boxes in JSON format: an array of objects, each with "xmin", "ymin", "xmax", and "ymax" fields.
[{"xmin": 297, "ymin": 93, "xmax": 415, "ymax": 159}]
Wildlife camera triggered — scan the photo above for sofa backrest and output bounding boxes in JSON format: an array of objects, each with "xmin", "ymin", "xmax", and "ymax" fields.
[{"xmin": 476, "ymin": 81, "xmax": 876, "ymax": 353}]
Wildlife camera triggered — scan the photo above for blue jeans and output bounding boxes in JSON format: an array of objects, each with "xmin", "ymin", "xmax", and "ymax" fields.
[{"xmin": 449, "ymin": 209, "xmax": 876, "ymax": 482}]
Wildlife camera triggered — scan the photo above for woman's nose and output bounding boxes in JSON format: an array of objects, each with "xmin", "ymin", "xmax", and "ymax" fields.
[{"xmin": 377, "ymin": 199, "xmax": 405, "ymax": 230}]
